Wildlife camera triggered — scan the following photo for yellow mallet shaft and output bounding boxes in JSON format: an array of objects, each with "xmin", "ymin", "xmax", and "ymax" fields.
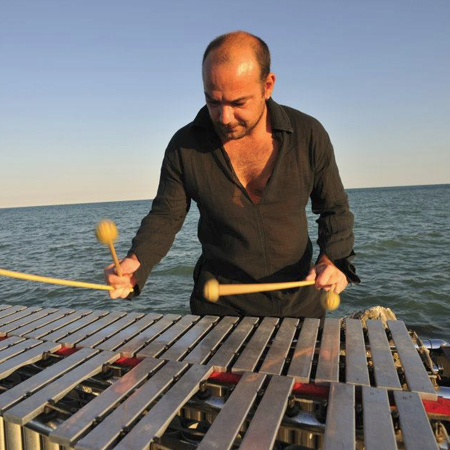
[
  {"xmin": 0, "ymin": 267, "xmax": 113, "ymax": 291},
  {"xmin": 204, "ymin": 278, "xmax": 340, "ymax": 311},
  {"xmin": 204, "ymin": 279, "xmax": 315, "ymax": 302}
]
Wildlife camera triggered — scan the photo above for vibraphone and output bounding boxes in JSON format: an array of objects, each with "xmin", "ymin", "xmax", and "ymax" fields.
[{"xmin": 0, "ymin": 304, "xmax": 448, "ymax": 450}]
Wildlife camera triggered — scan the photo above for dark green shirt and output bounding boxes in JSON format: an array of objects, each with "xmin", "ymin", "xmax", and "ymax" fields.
[{"xmin": 129, "ymin": 98, "xmax": 359, "ymax": 317}]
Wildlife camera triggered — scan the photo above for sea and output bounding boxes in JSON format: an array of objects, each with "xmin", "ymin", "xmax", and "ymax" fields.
[{"xmin": 0, "ymin": 184, "xmax": 449, "ymax": 342}]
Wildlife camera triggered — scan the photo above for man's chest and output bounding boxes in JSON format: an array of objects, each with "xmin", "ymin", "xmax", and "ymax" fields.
[{"xmin": 223, "ymin": 138, "xmax": 280, "ymax": 202}]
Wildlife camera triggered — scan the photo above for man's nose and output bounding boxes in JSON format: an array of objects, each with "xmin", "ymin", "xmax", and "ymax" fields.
[{"xmin": 219, "ymin": 105, "xmax": 233, "ymax": 124}]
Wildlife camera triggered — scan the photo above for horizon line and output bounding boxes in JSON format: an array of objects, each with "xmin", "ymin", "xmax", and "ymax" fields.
[{"xmin": 1, "ymin": 181, "xmax": 449, "ymax": 210}]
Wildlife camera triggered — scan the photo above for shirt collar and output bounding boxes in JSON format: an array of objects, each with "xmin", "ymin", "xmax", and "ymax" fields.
[{"xmin": 191, "ymin": 97, "xmax": 293, "ymax": 134}]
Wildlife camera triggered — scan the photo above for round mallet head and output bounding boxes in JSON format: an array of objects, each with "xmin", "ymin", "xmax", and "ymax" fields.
[
  {"xmin": 321, "ymin": 289, "xmax": 341, "ymax": 311},
  {"xmin": 96, "ymin": 220, "xmax": 119, "ymax": 245},
  {"xmin": 204, "ymin": 279, "xmax": 220, "ymax": 302}
]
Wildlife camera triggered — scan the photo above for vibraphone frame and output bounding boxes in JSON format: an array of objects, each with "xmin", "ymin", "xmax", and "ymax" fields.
[{"xmin": 0, "ymin": 304, "xmax": 448, "ymax": 450}]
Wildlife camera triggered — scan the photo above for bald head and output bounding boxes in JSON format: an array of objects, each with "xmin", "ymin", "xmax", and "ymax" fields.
[{"xmin": 202, "ymin": 31, "xmax": 271, "ymax": 82}]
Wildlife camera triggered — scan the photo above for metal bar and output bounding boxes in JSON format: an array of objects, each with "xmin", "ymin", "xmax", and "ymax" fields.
[
  {"xmin": 37, "ymin": 311, "xmax": 108, "ymax": 342},
  {"xmin": 160, "ymin": 315, "xmax": 219, "ymax": 361},
  {"xmin": 183, "ymin": 316, "xmax": 239, "ymax": 365},
  {"xmin": 259, "ymin": 317, "xmax": 298, "ymax": 375},
  {"xmin": 0, "ymin": 339, "xmax": 42, "ymax": 364},
  {"xmin": 240, "ymin": 375, "xmax": 294, "ymax": 450},
  {"xmin": 23, "ymin": 310, "xmax": 93, "ymax": 339},
  {"xmin": 49, "ymin": 357, "xmax": 165, "ymax": 447},
  {"xmin": 75, "ymin": 312, "xmax": 144, "ymax": 349},
  {"xmin": 10, "ymin": 308, "xmax": 75, "ymax": 337},
  {"xmin": 95, "ymin": 313, "xmax": 162, "ymax": 352},
  {"xmin": 57, "ymin": 311, "xmax": 126, "ymax": 347},
  {"xmin": 0, "ymin": 305, "xmax": 27, "ymax": 321},
  {"xmin": 116, "ymin": 314, "xmax": 181, "ymax": 357},
  {"xmin": 388, "ymin": 320, "xmax": 437, "ymax": 400},
  {"xmin": 345, "ymin": 319, "xmax": 370, "ymax": 386},
  {"xmin": 208, "ymin": 316, "xmax": 259, "ymax": 372},
  {"xmin": 323, "ymin": 383, "xmax": 355, "ymax": 450},
  {"xmin": 0, "ymin": 347, "xmax": 98, "ymax": 413},
  {"xmin": 0, "ymin": 308, "xmax": 58, "ymax": 335},
  {"xmin": 0, "ymin": 336, "xmax": 25, "ymax": 351},
  {"xmin": 137, "ymin": 315, "xmax": 200, "ymax": 358},
  {"xmin": 362, "ymin": 386, "xmax": 397, "ymax": 450},
  {"xmin": 74, "ymin": 360, "xmax": 190, "ymax": 450},
  {"xmin": 315, "ymin": 318, "xmax": 341, "ymax": 385},
  {"xmin": 0, "ymin": 307, "xmax": 42, "ymax": 327},
  {"xmin": 3, "ymin": 350, "xmax": 120, "ymax": 425},
  {"xmin": 367, "ymin": 320, "xmax": 402, "ymax": 390},
  {"xmin": 111, "ymin": 364, "xmax": 213, "ymax": 450},
  {"xmin": 232, "ymin": 317, "xmax": 279, "ymax": 373},
  {"xmin": 394, "ymin": 391, "xmax": 439, "ymax": 450},
  {"xmin": 0, "ymin": 341, "xmax": 61, "ymax": 381}
]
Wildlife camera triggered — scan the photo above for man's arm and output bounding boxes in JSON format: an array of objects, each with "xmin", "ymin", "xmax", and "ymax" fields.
[
  {"xmin": 105, "ymin": 139, "xmax": 191, "ymax": 299},
  {"xmin": 309, "ymin": 128, "xmax": 360, "ymax": 293}
]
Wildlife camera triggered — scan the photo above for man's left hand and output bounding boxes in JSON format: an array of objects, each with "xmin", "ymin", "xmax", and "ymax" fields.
[{"xmin": 306, "ymin": 255, "xmax": 348, "ymax": 294}]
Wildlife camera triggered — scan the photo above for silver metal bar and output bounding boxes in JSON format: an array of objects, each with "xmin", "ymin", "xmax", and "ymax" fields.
[
  {"xmin": 75, "ymin": 312, "xmax": 144, "ymax": 349},
  {"xmin": 287, "ymin": 318, "xmax": 319, "ymax": 383},
  {"xmin": 160, "ymin": 315, "xmax": 219, "ymax": 361},
  {"xmin": 0, "ymin": 339, "xmax": 42, "ymax": 364},
  {"xmin": 232, "ymin": 317, "xmax": 279, "ymax": 373},
  {"xmin": 111, "ymin": 364, "xmax": 213, "ymax": 450},
  {"xmin": 137, "ymin": 315, "xmax": 200, "ymax": 358},
  {"xmin": 0, "ymin": 305, "xmax": 27, "ymax": 322},
  {"xmin": 3, "ymin": 350, "xmax": 119, "ymax": 425},
  {"xmin": 57, "ymin": 311, "xmax": 126, "ymax": 347},
  {"xmin": 208, "ymin": 316, "xmax": 259, "ymax": 372},
  {"xmin": 23, "ymin": 310, "xmax": 93, "ymax": 339},
  {"xmin": 323, "ymin": 383, "xmax": 355, "ymax": 450},
  {"xmin": 116, "ymin": 314, "xmax": 180, "ymax": 357},
  {"xmin": 315, "ymin": 318, "xmax": 341, "ymax": 385},
  {"xmin": 345, "ymin": 319, "xmax": 370, "ymax": 386},
  {"xmin": 49, "ymin": 357, "xmax": 165, "ymax": 447},
  {"xmin": 95, "ymin": 312, "xmax": 162, "ymax": 352},
  {"xmin": 388, "ymin": 320, "xmax": 437, "ymax": 400},
  {"xmin": 11, "ymin": 308, "xmax": 75, "ymax": 337},
  {"xmin": 74, "ymin": 360, "xmax": 190, "ymax": 450},
  {"xmin": 367, "ymin": 320, "xmax": 402, "ymax": 390},
  {"xmin": 182, "ymin": 316, "xmax": 239, "ymax": 365},
  {"xmin": 0, "ymin": 308, "xmax": 58, "ymax": 335},
  {"xmin": 198, "ymin": 372, "xmax": 266, "ymax": 450},
  {"xmin": 362, "ymin": 386, "xmax": 397, "ymax": 450},
  {"xmin": 0, "ymin": 341, "xmax": 61, "ymax": 381},
  {"xmin": 39, "ymin": 311, "xmax": 108, "ymax": 342},
  {"xmin": 394, "ymin": 390, "xmax": 439, "ymax": 450},
  {"xmin": 240, "ymin": 375, "xmax": 294, "ymax": 450},
  {"xmin": 0, "ymin": 347, "xmax": 98, "ymax": 413},
  {"xmin": 259, "ymin": 317, "xmax": 298, "ymax": 375}
]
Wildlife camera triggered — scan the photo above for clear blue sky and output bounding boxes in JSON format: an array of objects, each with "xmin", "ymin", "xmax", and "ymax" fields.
[{"xmin": 1, "ymin": 0, "xmax": 449, "ymax": 208}]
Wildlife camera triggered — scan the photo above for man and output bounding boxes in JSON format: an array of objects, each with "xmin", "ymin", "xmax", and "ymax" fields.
[{"xmin": 105, "ymin": 31, "xmax": 359, "ymax": 318}]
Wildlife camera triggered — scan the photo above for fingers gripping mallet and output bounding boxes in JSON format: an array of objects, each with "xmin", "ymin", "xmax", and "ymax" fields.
[
  {"xmin": 203, "ymin": 278, "xmax": 340, "ymax": 311},
  {"xmin": 95, "ymin": 220, "xmax": 124, "ymax": 276}
]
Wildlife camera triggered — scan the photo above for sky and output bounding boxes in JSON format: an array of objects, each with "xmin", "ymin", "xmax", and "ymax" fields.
[{"xmin": 1, "ymin": 0, "xmax": 449, "ymax": 208}]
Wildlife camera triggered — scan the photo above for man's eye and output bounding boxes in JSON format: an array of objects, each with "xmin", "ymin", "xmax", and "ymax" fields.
[{"xmin": 232, "ymin": 102, "xmax": 245, "ymax": 107}]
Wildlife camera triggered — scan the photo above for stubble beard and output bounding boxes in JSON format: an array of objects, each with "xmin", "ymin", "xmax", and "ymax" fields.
[{"xmin": 216, "ymin": 100, "xmax": 266, "ymax": 143}]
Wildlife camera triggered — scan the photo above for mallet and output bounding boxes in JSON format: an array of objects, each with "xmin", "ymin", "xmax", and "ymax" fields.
[
  {"xmin": 95, "ymin": 219, "xmax": 124, "ymax": 276},
  {"xmin": 0, "ymin": 267, "xmax": 113, "ymax": 291},
  {"xmin": 203, "ymin": 278, "xmax": 340, "ymax": 311}
]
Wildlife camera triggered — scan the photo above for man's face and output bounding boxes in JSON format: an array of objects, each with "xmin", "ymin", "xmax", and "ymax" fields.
[{"xmin": 202, "ymin": 52, "xmax": 273, "ymax": 142}]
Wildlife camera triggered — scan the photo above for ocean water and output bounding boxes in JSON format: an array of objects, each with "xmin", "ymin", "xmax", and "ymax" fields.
[{"xmin": 0, "ymin": 184, "xmax": 449, "ymax": 342}]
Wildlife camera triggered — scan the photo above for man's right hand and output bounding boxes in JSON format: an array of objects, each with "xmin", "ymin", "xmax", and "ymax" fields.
[{"xmin": 104, "ymin": 254, "xmax": 141, "ymax": 299}]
